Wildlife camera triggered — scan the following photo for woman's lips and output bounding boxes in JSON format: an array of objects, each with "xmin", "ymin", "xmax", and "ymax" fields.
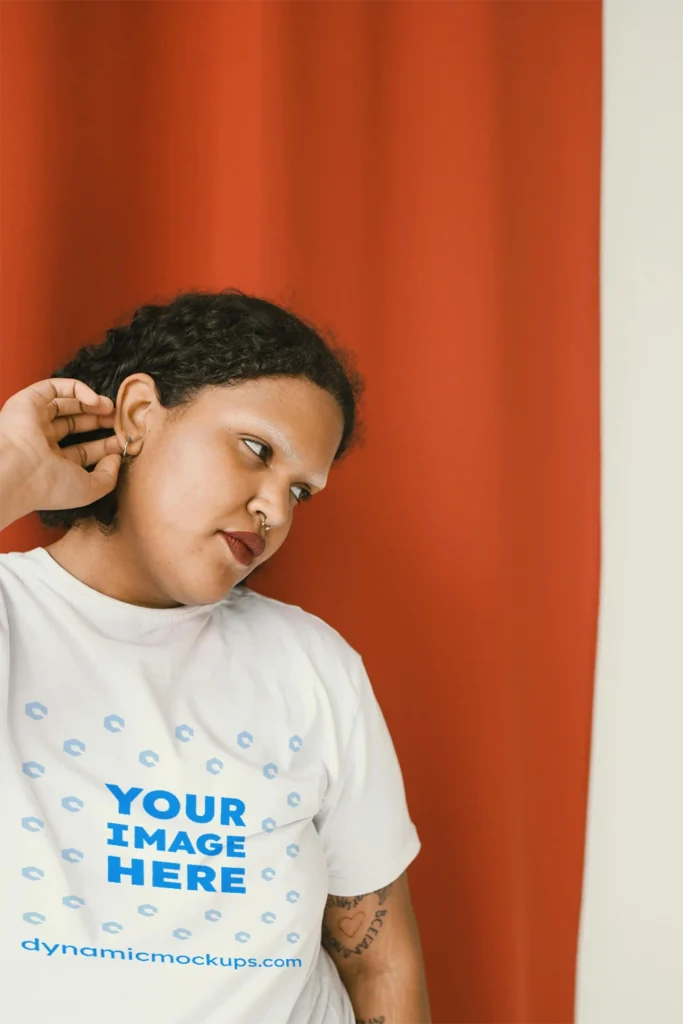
[{"xmin": 221, "ymin": 530, "xmax": 266, "ymax": 567}]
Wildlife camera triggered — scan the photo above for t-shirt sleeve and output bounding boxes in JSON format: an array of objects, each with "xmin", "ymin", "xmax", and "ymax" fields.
[{"xmin": 313, "ymin": 653, "xmax": 421, "ymax": 896}]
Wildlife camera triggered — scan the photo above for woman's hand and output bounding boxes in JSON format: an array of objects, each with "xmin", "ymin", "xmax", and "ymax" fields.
[{"xmin": 0, "ymin": 378, "xmax": 124, "ymax": 530}]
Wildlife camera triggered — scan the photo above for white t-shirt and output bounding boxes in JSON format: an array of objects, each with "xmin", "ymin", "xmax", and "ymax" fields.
[{"xmin": 0, "ymin": 548, "xmax": 421, "ymax": 1024}]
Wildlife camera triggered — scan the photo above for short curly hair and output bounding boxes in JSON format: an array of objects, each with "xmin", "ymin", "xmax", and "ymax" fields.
[{"xmin": 39, "ymin": 289, "xmax": 365, "ymax": 541}]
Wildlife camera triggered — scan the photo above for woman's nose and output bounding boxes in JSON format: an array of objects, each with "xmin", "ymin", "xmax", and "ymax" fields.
[{"xmin": 249, "ymin": 492, "xmax": 290, "ymax": 531}]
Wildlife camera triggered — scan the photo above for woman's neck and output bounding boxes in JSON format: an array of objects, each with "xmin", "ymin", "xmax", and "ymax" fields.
[{"xmin": 45, "ymin": 527, "xmax": 184, "ymax": 609}]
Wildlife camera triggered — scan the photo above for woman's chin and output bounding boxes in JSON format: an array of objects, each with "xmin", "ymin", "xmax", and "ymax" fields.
[
  {"xmin": 186, "ymin": 576, "xmax": 241, "ymax": 606},
  {"xmin": 157, "ymin": 561, "xmax": 242, "ymax": 607}
]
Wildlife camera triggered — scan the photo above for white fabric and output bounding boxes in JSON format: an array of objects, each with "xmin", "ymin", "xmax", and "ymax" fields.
[
  {"xmin": 0, "ymin": 548, "xmax": 421, "ymax": 1024},
  {"xmin": 575, "ymin": 3, "xmax": 683, "ymax": 1022}
]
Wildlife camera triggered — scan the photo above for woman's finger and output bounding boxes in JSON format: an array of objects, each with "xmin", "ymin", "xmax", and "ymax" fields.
[
  {"xmin": 52, "ymin": 413, "xmax": 117, "ymax": 442},
  {"xmin": 61, "ymin": 434, "xmax": 124, "ymax": 468},
  {"xmin": 45, "ymin": 398, "xmax": 93, "ymax": 421},
  {"xmin": 87, "ymin": 452, "xmax": 124, "ymax": 502},
  {"xmin": 28, "ymin": 378, "xmax": 113, "ymax": 409},
  {"xmin": 47, "ymin": 396, "xmax": 117, "ymax": 422}
]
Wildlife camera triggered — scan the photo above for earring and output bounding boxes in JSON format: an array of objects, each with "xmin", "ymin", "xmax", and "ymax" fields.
[{"xmin": 122, "ymin": 436, "xmax": 133, "ymax": 458}]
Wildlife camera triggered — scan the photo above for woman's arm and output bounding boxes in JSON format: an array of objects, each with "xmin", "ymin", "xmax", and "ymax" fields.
[{"xmin": 321, "ymin": 871, "xmax": 431, "ymax": 1024}]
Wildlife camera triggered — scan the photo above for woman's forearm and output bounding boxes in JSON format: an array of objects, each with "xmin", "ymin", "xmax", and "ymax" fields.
[
  {"xmin": 324, "ymin": 872, "xmax": 431, "ymax": 1024},
  {"xmin": 342, "ymin": 961, "xmax": 431, "ymax": 1024}
]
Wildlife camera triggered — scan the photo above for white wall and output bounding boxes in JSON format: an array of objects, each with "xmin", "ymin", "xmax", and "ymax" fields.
[{"xmin": 575, "ymin": 2, "xmax": 683, "ymax": 1022}]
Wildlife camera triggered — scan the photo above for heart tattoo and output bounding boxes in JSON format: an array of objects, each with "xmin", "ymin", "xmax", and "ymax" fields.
[{"xmin": 338, "ymin": 912, "xmax": 365, "ymax": 938}]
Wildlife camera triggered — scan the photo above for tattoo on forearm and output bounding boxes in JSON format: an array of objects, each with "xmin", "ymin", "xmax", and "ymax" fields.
[
  {"xmin": 355, "ymin": 1018, "xmax": 386, "ymax": 1023},
  {"xmin": 322, "ymin": 881, "xmax": 395, "ymax": 960},
  {"xmin": 326, "ymin": 893, "xmax": 365, "ymax": 911},
  {"xmin": 374, "ymin": 883, "xmax": 394, "ymax": 906},
  {"xmin": 325, "ymin": 881, "xmax": 394, "ymax": 911},
  {"xmin": 322, "ymin": 906, "xmax": 387, "ymax": 958}
]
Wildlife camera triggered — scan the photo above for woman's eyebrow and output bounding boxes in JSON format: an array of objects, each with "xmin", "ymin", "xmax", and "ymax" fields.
[
  {"xmin": 255, "ymin": 419, "xmax": 298, "ymax": 459},
  {"xmin": 251, "ymin": 417, "xmax": 328, "ymax": 489}
]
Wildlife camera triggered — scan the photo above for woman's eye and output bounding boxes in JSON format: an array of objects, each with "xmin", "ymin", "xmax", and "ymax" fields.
[
  {"xmin": 243, "ymin": 439, "xmax": 270, "ymax": 462},
  {"xmin": 291, "ymin": 485, "xmax": 313, "ymax": 504},
  {"xmin": 242, "ymin": 440, "xmax": 313, "ymax": 503}
]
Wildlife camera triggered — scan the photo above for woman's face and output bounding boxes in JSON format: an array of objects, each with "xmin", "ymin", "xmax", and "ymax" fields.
[{"xmin": 112, "ymin": 374, "xmax": 345, "ymax": 606}]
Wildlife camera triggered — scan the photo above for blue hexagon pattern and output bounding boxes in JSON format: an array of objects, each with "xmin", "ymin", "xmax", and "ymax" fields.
[
  {"xmin": 61, "ymin": 796, "xmax": 83, "ymax": 812},
  {"xmin": 63, "ymin": 739, "xmax": 86, "ymax": 758},
  {"xmin": 21, "ymin": 816, "xmax": 44, "ymax": 832},
  {"xmin": 102, "ymin": 921, "xmax": 123, "ymax": 934},
  {"xmin": 62, "ymin": 896, "xmax": 85, "ymax": 909},
  {"xmin": 22, "ymin": 912, "xmax": 45, "ymax": 925},
  {"xmin": 22, "ymin": 866, "xmax": 44, "ymax": 881},
  {"xmin": 61, "ymin": 848, "xmax": 84, "ymax": 864},
  {"xmin": 25, "ymin": 702, "xmax": 48, "ymax": 721}
]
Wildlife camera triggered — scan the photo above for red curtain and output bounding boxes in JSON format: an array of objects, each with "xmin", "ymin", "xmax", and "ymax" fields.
[{"xmin": 0, "ymin": 2, "xmax": 602, "ymax": 1021}]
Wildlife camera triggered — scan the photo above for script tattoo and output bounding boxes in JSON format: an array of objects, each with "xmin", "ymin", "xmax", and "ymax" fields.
[
  {"xmin": 325, "ymin": 883, "xmax": 394, "ymax": 912},
  {"xmin": 321, "ymin": 882, "xmax": 395, "ymax": 960},
  {"xmin": 326, "ymin": 893, "xmax": 366, "ymax": 911},
  {"xmin": 374, "ymin": 883, "xmax": 394, "ymax": 906}
]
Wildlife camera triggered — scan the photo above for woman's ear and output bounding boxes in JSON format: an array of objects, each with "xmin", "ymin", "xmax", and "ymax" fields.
[{"xmin": 114, "ymin": 373, "xmax": 160, "ymax": 456}]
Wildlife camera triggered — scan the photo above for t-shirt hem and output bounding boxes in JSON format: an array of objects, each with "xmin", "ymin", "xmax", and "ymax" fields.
[{"xmin": 325, "ymin": 826, "xmax": 421, "ymax": 897}]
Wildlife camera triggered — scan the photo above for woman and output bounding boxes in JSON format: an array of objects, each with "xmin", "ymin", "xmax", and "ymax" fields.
[{"xmin": 0, "ymin": 291, "xmax": 430, "ymax": 1024}]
